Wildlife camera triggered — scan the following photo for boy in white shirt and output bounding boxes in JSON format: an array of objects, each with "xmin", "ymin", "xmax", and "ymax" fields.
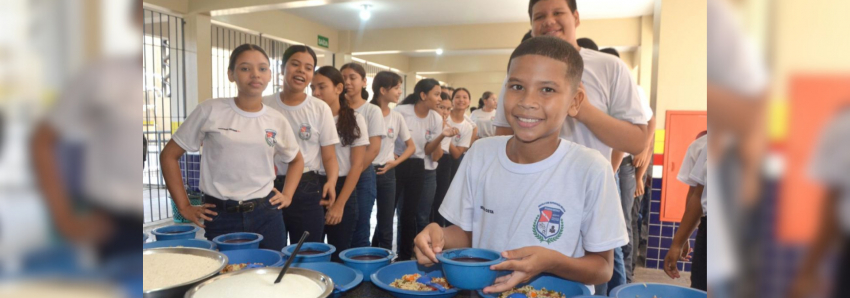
[{"xmin": 415, "ymin": 36, "xmax": 627, "ymax": 294}]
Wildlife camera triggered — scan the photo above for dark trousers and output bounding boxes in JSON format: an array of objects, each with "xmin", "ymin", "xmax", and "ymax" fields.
[
  {"xmin": 432, "ymin": 153, "xmax": 453, "ymax": 227},
  {"xmin": 351, "ymin": 165, "xmax": 377, "ymax": 248},
  {"xmin": 275, "ymin": 172, "xmax": 325, "ymax": 244},
  {"xmin": 324, "ymin": 176, "xmax": 358, "ymax": 263},
  {"xmin": 372, "ymin": 166, "xmax": 397, "ymax": 249},
  {"xmin": 395, "ymin": 158, "xmax": 425, "ymax": 261},
  {"xmin": 691, "ymin": 216, "xmax": 707, "ymax": 291},
  {"xmin": 203, "ymin": 191, "xmax": 287, "ymax": 251}
]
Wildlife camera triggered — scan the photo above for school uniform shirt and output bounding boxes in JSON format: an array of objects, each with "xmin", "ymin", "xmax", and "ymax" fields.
[
  {"xmin": 263, "ymin": 93, "xmax": 340, "ymax": 174},
  {"xmin": 811, "ymin": 110, "xmax": 850, "ymax": 232},
  {"xmin": 690, "ymin": 146, "xmax": 708, "ymax": 216},
  {"xmin": 493, "ymin": 48, "xmax": 649, "ymax": 161},
  {"xmin": 393, "ymin": 104, "xmax": 443, "ymax": 170},
  {"xmin": 172, "ymin": 98, "xmax": 300, "ymax": 201},
  {"xmin": 354, "ymin": 102, "xmax": 387, "ymax": 142},
  {"xmin": 448, "ymin": 117, "xmax": 474, "ymax": 149},
  {"xmin": 439, "ymin": 136, "xmax": 628, "ymax": 293},
  {"xmin": 677, "ymin": 135, "xmax": 708, "ymax": 216},
  {"xmin": 624, "ymin": 89, "xmax": 654, "ymax": 158},
  {"xmin": 464, "ymin": 114, "xmax": 477, "ymax": 128},
  {"xmin": 470, "ymin": 109, "xmax": 497, "ymax": 138},
  {"xmin": 319, "ymin": 113, "xmax": 370, "ymax": 177},
  {"xmin": 375, "ymin": 110, "xmax": 412, "ymax": 166}
]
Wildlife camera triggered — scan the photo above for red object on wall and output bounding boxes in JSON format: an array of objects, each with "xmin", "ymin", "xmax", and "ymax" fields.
[{"xmin": 660, "ymin": 111, "xmax": 707, "ymax": 222}]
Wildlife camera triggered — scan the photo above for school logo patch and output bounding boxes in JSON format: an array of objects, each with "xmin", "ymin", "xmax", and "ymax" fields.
[
  {"xmin": 533, "ymin": 201, "xmax": 565, "ymax": 244},
  {"xmin": 299, "ymin": 123, "xmax": 312, "ymax": 140},
  {"xmin": 387, "ymin": 128, "xmax": 395, "ymax": 139},
  {"xmin": 425, "ymin": 129, "xmax": 434, "ymax": 141},
  {"xmin": 454, "ymin": 133, "xmax": 461, "ymax": 143},
  {"xmin": 265, "ymin": 129, "xmax": 277, "ymax": 147}
]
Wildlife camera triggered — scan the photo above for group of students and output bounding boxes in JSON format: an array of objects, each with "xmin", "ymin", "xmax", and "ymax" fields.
[{"xmin": 160, "ymin": 0, "xmax": 706, "ymax": 295}]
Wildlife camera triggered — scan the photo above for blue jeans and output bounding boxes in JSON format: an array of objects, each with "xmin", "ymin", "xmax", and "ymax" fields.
[
  {"xmin": 594, "ymin": 246, "xmax": 626, "ymax": 296},
  {"xmin": 415, "ymin": 170, "xmax": 437, "ymax": 235},
  {"xmin": 203, "ymin": 191, "xmax": 287, "ymax": 251},
  {"xmin": 617, "ymin": 156, "xmax": 637, "ymax": 282},
  {"xmin": 372, "ymin": 166, "xmax": 396, "ymax": 249},
  {"xmin": 351, "ymin": 165, "xmax": 377, "ymax": 248},
  {"xmin": 276, "ymin": 173, "xmax": 325, "ymax": 244},
  {"xmin": 325, "ymin": 176, "xmax": 358, "ymax": 263}
]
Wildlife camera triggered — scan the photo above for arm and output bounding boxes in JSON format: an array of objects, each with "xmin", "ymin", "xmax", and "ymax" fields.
[
  {"xmin": 449, "ymin": 142, "xmax": 468, "ymax": 159},
  {"xmin": 663, "ymin": 184, "xmax": 704, "ymax": 279},
  {"xmin": 424, "ymin": 134, "xmax": 446, "ymax": 155},
  {"xmin": 414, "ymin": 223, "xmax": 473, "ymax": 266},
  {"xmin": 364, "ymin": 136, "xmax": 382, "ymax": 166},
  {"xmin": 431, "ymin": 145, "xmax": 444, "ymax": 161},
  {"xmin": 574, "ymin": 103, "xmax": 648, "ymax": 155},
  {"xmin": 486, "ymin": 247, "xmax": 615, "ymax": 293},
  {"xmin": 320, "ymin": 145, "xmax": 339, "ymax": 206},
  {"xmin": 159, "ymin": 140, "xmax": 218, "ymax": 227},
  {"xmin": 326, "ymin": 145, "xmax": 365, "ymax": 225},
  {"xmin": 280, "ymin": 152, "xmax": 304, "ymax": 203},
  {"xmin": 790, "ymin": 188, "xmax": 840, "ymax": 298},
  {"xmin": 377, "ymin": 138, "xmax": 415, "ymax": 175},
  {"xmin": 610, "ymin": 150, "xmax": 625, "ymax": 172}
]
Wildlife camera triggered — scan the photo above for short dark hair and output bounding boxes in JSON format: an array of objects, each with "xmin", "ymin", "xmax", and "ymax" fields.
[
  {"xmin": 599, "ymin": 47, "xmax": 620, "ymax": 58},
  {"xmin": 528, "ymin": 0, "xmax": 577, "ymax": 18},
  {"xmin": 521, "ymin": 30, "xmax": 533, "ymax": 43},
  {"xmin": 401, "ymin": 78, "xmax": 441, "ymax": 105},
  {"xmin": 283, "ymin": 45, "xmax": 317, "ymax": 67},
  {"xmin": 228, "ymin": 44, "xmax": 269, "ymax": 71},
  {"xmin": 440, "ymin": 92, "xmax": 450, "ymax": 101},
  {"xmin": 576, "ymin": 38, "xmax": 598, "ymax": 51},
  {"xmin": 507, "ymin": 36, "xmax": 583, "ymax": 91}
]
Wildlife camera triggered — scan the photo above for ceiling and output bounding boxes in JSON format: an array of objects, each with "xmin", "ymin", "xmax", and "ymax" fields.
[{"xmin": 285, "ymin": 0, "xmax": 655, "ymax": 31}]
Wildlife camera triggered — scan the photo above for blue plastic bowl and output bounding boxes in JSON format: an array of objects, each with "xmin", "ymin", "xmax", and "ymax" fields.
[
  {"xmin": 143, "ymin": 233, "xmax": 148, "ymax": 244},
  {"xmin": 339, "ymin": 247, "xmax": 395, "ymax": 282},
  {"xmin": 609, "ymin": 283, "xmax": 707, "ymax": 298},
  {"xmin": 281, "ymin": 242, "xmax": 336, "ymax": 263},
  {"xmin": 294, "ymin": 262, "xmax": 363, "ymax": 298},
  {"xmin": 143, "ymin": 239, "xmax": 216, "ymax": 250},
  {"xmin": 151, "ymin": 225, "xmax": 199, "ymax": 241},
  {"xmin": 221, "ymin": 249, "xmax": 284, "ymax": 269},
  {"xmin": 476, "ymin": 274, "xmax": 591, "ymax": 297},
  {"xmin": 435, "ymin": 248, "xmax": 505, "ymax": 290},
  {"xmin": 212, "ymin": 232, "xmax": 263, "ymax": 251},
  {"xmin": 370, "ymin": 260, "xmax": 459, "ymax": 298}
]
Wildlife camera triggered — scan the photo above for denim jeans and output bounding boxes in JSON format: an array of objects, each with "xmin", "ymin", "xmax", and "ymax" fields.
[
  {"xmin": 395, "ymin": 158, "xmax": 425, "ymax": 261},
  {"xmin": 432, "ymin": 153, "xmax": 453, "ymax": 227},
  {"xmin": 372, "ymin": 166, "xmax": 397, "ymax": 249},
  {"xmin": 203, "ymin": 190, "xmax": 287, "ymax": 251},
  {"xmin": 324, "ymin": 176, "xmax": 358, "ymax": 263},
  {"xmin": 351, "ymin": 165, "xmax": 377, "ymax": 248},
  {"xmin": 617, "ymin": 156, "xmax": 637, "ymax": 282},
  {"xmin": 415, "ymin": 169, "xmax": 437, "ymax": 235},
  {"xmin": 276, "ymin": 172, "xmax": 325, "ymax": 244}
]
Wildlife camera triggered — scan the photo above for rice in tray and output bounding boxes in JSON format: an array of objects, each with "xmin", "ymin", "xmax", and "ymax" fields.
[
  {"xmin": 497, "ymin": 285, "xmax": 566, "ymax": 298},
  {"xmin": 143, "ymin": 252, "xmax": 221, "ymax": 291},
  {"xmin": 389, "ymin": 273, "xmax": 453, "ymax": 291}
]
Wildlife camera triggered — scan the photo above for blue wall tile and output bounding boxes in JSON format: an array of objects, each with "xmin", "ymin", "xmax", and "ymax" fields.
[
  {"xmin": 660, "ymin": 237, "xmax": 673, "ymax": 248},
  {"xmin": 647, "ymin": 260, "xmax": 658, "ymax": 269},
  {"xmin": 649, "ymin": 225, "xmax": 660, "ymax": 236},
  {"xmin": 649, "ymin": 236, "xmax": 660, "ymax": 248},
  {"xmin": 647, "ymin": 248, "xmax": 659, "ymax": 260}
]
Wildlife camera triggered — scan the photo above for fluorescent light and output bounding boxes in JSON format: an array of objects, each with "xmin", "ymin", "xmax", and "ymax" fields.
[
  {"xmin": 436, "ymin": 48, "xmax": 443, "ymax": 55},
  {"xmin": 360, "ymin": 5, "xmax": 371, "ymax": 21},
  {"xmin": 352, "ymin": 50, "xmax": 402, "ymax": 55}
]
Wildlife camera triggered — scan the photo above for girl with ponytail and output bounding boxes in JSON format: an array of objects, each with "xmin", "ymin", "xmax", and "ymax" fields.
[
  {"xmin": 340, "ymin": 63, "xmax": 387, "ymax": 248},
  {"xmin": 311, "ymin": 66, "xmax": 370, "ymax": 261}
]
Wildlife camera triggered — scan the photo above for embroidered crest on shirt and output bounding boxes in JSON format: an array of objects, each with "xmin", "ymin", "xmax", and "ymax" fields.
[
  {"xmin": 299, "ymin": 123, "xmax": 312, "ymax": 140},
  {"xmin": 454, "ymin": 133, "xmax": 461, "ymax": 143},
  {"xmin": 533, "ymin": 201, "xmax": 565, "ymax": 244},
  {"xmin": 387, "ymin": 128, "xmax": 395, "ymax": 139},
  {"xmin": 265, "ymin": 129, "xmax": 277, "ymax": 147},
  {"xmin": 425, "ymin": 129, "xmax": 434, "ymax": 141}
]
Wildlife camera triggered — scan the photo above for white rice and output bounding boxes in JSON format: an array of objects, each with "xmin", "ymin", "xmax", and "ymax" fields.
[
  {"xmin": 143, "ymin": 252, "xmax": 221, "ymax": 291},
  {"xmin": 192, "ymin": 272, "xmax": 323, "ymax": 298}
]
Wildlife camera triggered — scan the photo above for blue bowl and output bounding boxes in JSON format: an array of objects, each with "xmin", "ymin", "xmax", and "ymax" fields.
[
  {"xmin": 221, "ymin": 249, "xmax": 284, "ymax": 269},
  {"xmin": 476, "ymin": 274, "xmax": 591, "ymax": 297},
  {"xmin": 371, "ymin": 260, "xmax": 459, "ymax": 298},
  {"xmin": 281, "ymin": 242, "xmax": 336, "ymax": 263},
  {"xmin": 609, "ymin": 283, "xmax": 707, "ymax": 298},
  {"xmin": 151, "ymin": 225, "xmax": 199, "ymax": 241},
  {"xmin": 435, "ymin": 248, "xmax": 505, "ymax": 290},
  {"xmin": 294, "ymin": 262, "xmax": 363, "ymax": 298},
  {"xmin": 143, "ymin": 233, "xmax": 148, "ymax": 243},
  {"xmin": 339, "ymin": 247, "xmax": 395, "ymax": 282},
  {"xmin": 143, "ymin": 239, "xmax": 216, "ymax": 250},
  {"xmin": 212, "ymin": 232, "xmax": 263, "ymax": 251}
]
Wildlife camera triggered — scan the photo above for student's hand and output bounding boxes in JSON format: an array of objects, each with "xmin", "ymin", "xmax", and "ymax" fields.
[
  {"xmin": 177, "ymin": 202, "xmax": 218, "ymax": 228},
  {"xmin": 376, "ymin": 160, "xmax": 398, "ymax": 175},
  {"xmin": 442, "ymin": 126, "xmax": 459, "ymax": 137},
  {"xmin": 413, "ymin": 223, "xmax": 445, "ymax": 266},
  {"xmin": 319, "ymin": 182, "xmax": 336, "ymax": 209},
  {"xmin": 325, "ymin": 203, "xmax": 344, "ymax": 225},
  {"xmin": 663, "ymin": 242, "xmax": 692, "ymax": 279},
  {"xmin": 634, "ymin": 177, "xmax": 645, "ymax": 198},
  {"xmin": 632, "ymin": 150, "xmax": 648, "ymax": 168},
  {"xmin": 268, "ymin": 188, "xmax": 292, "ymax": 209},
  {"xmin": 58, "ymin": 211, "xmax": 115, "ymax": 245},
  {"xmin": 484, "ymin": 246, "xmax": 559, "ymax": 294}
]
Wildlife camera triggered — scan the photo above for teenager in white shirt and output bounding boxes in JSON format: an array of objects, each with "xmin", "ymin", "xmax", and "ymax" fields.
[
  {"xmin": 394, "ymin": 78, "xmax": 456, "ymax": 261},
  {"xmin": 415, "ymin": 37, "xmax": 626, "ymax": 295},
  {"xmin": 263, "ymin": 45, "xmax": 340, "ymax": 244},
  {"xmin": 311, "ymin": 66, "xmax": 370, "ymax": 262},
  {"xmin": 448, "ymin": 88, "xmax": 476, "ymax": 175},
  {"xmin": 161, "ymin": 44, "xmax": 304, "ymax": 251},
  {"xmin": 471, "ymin": 91, "xmax": 498, "ymax": 138},
  {"xmin": 432, "ymin": 95, "xmax": 457, "ymax": 227},
  {"xmin": 369, "ymin": 71, "xmax": 416, "ymax": 249},
  {"xmin": 339, "ymin": 63, "xmax": 387, "ymax": 249}
]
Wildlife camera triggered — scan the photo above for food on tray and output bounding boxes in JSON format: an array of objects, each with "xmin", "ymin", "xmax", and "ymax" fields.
[
  {"xmin": 143, "ymin": 252, "xmax": 221, "ymax": 291},
  {"xmin": 220, "ymin": 263, "xmax": 263, "ymax": 273},
  {"xmin": 497, "ymin": 285, "xmax": 566, "ymax": 298},
  {"xmin": 389, "ymin": 273, "xmax": 453, "ymax": 291}
]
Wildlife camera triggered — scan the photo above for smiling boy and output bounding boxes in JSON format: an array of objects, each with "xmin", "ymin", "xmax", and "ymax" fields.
[{"xmin": 414, "ymin": 36, "xmax": 627, "ymax": 294}]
